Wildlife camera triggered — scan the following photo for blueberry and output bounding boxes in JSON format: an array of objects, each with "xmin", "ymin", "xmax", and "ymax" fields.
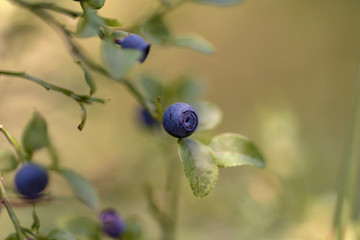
[
  {"xmin": 14, "ymin": 163, "xmax": 48, "ymax": 199},
  {"xmin": 100, "ymin": 209, "xmax": 126, "ymax": 238},
  {"xmin": 115, "ymin": 34, "xmax": 150, "ymax": 63},
  {"xmin": 162, "ymin": 102, "xmax": 198, "ymax": 138},
  {"xmin": 139, "ymin": 108, "xmax": 158, "ymax": 128}
]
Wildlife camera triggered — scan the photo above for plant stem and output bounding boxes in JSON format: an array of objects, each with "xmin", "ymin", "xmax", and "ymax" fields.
[
  {"xmin": 0, "ymin": 176, "xmax": 25, "ymax": 240},
  {"xmin": 162, "ymin": 157, "xmax": 181, "ymax": 240},
  {"xmin": 0, "ymin": 70, "xmax": 106, "ymax": 104},
  {"xmin": 25, "ymin": 2, "xmax": 82, "ymax": 18},
  {"xmin": 332, "ymin": 63, "xmax": 360, "ymax": 239},
  {"xmin": 0, "ymin": 125, "xmax": 25, "ymax": 163}
]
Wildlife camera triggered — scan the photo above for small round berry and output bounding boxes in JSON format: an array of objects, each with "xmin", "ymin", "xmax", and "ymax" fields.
[
  {"xmin": 115, "ymin": 34, "xmax": 150, "ymax": 63},
  {"xmin": 14, "ymin": 163, "xmax": 48, "ymax": 199},
  {"xmin": 138, "ymin": 108, "xmax": 158, "ymax": 128},
  {"xmin": 162, "ymin": 102, "xmax": 199, "ymax": 138},
  {"xmin": 100, "ymin": 209, "xmax": 126, "ymax": 238}
]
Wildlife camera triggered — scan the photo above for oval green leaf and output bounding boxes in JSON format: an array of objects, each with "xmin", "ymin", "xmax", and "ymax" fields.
[
  {"xmin": 171, "ymin": 34, "xmax": 215, "ymax": 54},
  {"xmin": 191, "ymin": 101, "xmax": 222, "ymax": 131},
  {"xmin": 103, "ymin": 38, "xmax": 142, "ymax": 80},
  {"xmin": 178, "ymin": 138, "xmax": 219, "ymax": 198},
  {"xmin": 76, "ymin": 8, "xmax": 105, "ymax": 38},
  {"xmin": 102, "ymin": 17, "xmax": 123, "ymax": 27},
  {"xmin": 141, "ymin": 15, "xmax": 171, "ymax": 44},
  {"xmin": 0, "ymin": 149, "xmax": 18, "ymax": 172},
  {"xmin": 22, "ymin": 111, "xmax": 50, "ymax": 156},
  {"xmin": 47, "ymin": 229, "xmax": 77, "ymax": 240},
  {"xmin": 57, "ymin": 168, "xmax": 99, "ymax": 209},
  {"xmin": 209, "ymin": 133, "xmax": 265, "ymax": 168},
  {"xmin": 138, "ymin": 73, "xmax": 164, "ymax": 101},
  {"xmin": 61, "ymin": 216, "xmax": 100, "ymax": 240},
  {"xmin": 76, "ymin": 61, "xmax": 96, "ymax": 95}
]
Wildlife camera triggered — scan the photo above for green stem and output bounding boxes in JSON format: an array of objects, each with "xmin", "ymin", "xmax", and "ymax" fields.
[
  {"xmin": 0, "ymin": 125, "xmax": 25, "ymax": 163},
  {"xmin": 332, "ymin": 63, "xmax": 360, "ymax": 239},
  {"xmin": 24, "ymin": 2, "xmax": 82, "ymax": 18},
  {"xmin": 0, "ymin": 70, "xmax": 106, "ymax": 104},
  {"xmin": 0, "ymin": 176, "xmax": 26, "ymax": 240},
  {"xmin": 78, "ymin": 103, "xmax": 87, "ymax": 131},
  {"xmin": 162, "ymin": 157, "xmax": 181, "ymax": 240}
]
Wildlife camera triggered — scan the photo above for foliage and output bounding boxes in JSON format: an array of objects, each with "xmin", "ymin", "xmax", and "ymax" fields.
[{"xmin": 0, "ymin": 0, "xmax": 268, "ymax": 239}]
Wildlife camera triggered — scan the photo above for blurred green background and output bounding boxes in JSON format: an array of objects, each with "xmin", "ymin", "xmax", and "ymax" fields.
[{"xmin": 1, "ymin": 0, "xmax": 360, "ymax": 239}]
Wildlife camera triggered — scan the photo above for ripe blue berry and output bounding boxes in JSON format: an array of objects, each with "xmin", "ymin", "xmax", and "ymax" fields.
[
  {"xmin": 100, "ymin": 209, "xmax": 126, "ymax": 238},
  {"xmin": 14, "ymin": 163, "xmax": 48, "ymax": 199},
  {"xmin": 162, "ymin": 102, "xmax": 199, "ymax": 138},
  {"xmin": 139, "ymin": 108, "xmax": 158, "ymax": 128},
  {"xmin": 115, "ymin": 34, "xmax": 150, "ymax": 63}
]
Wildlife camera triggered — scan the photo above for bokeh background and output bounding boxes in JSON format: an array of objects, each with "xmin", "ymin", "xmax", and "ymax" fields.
[{"xmin": 1, "ymin": 0, "xmax": 360, "ymax": 239}]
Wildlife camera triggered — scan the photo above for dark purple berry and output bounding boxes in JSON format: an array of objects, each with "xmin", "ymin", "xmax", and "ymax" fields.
[
  {"xmin": 139, "ymin": 108, "xmax": 158, "ymax": 128},
  {"xmin": 14, "ymin": 163, "xmax": 48, "ymax": 199},
  {"xmin": 115, "ymin": 34, "xmax": 150, "ymax": 63},
  {"xmin": 162, "ymin": 102, "xmax": 198, "ymax": 138},
  {"xmin": 100, "ymin": 209, "xmax": 126, "ymax": 238}
]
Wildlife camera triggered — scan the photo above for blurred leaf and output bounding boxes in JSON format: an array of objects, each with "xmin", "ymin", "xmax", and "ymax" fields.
[
  {"xmin": 178, "ymin": 138, "xmax": 218, "ymax": 198},
  {"xmin": 61, "ymin": 216, "xmax": 100, "ymax": 240},
  {"xmin": 22, "ymin": 111, "xmax": 50, "ymax": 156},
  {"xmin": 122, "ymin": 219, "xmax": 142, "ymax": 240},
  {"xmin": 102, "ymin": 17, "xmax": 123, "ymax": 27},
  {"xmin": 76, "ymin": 61, "xmax": 96, "ymax": 95},
  {"xmin": 103, "ymin": 38, "xmax": 141, "ymax": 80},
  {"xmin": 191, "ymin": 101, "xmax": 222, "ymax": 131},
  {"xmin": 141, "ymin": 15, "xmax": 170, "ymax": 44},
  {"xmin": 76, "ymin": 8, "xmax": 105, "ymax": 38},
  {"xmin": 0, "ymin": 149, "xmax": 18, "ymax": 172},
  {"xmin": 4, "ymin": 234, "xmax": 18, "ymax": 240},
  {"xmin": 84, "ymin": 0, "xmax": 105, "ymax": 10},
  {"xmin": 173, "ymin": 74, "xmax": 202, "ymax": 101},
  {"xmin": 171, "ymin": 34, "xmax": 215, "ymax": 54},
  {"xmin": 191, "ymin": 0, "xmax": 241, "ymax": 6},
  {"xmin": 47, "ymin": 229, "xmax": 76, "ymax": 240},
  {"xmin": 58, "ymin": 168, "xmax": 99, "ymax": 209},
  {"xmin": 31, "ymin": 205, "xmax": 40, "ymax": 234},
  {"xmin": 209, "ymin": 133, "xmax": 265, "ymax": 168},
  {"xmin": 139, "ymin": 73, "xmax": 164, "ymax": 101}
]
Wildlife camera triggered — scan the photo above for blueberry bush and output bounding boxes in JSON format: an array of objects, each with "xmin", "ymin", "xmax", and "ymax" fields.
[
  {"xmin": 1, "ymin": 0, "xmax": 357, "ymax": 240},
  {"xmin": 0, "ymin": 0, "xmax": 266, "ymax": 239}
]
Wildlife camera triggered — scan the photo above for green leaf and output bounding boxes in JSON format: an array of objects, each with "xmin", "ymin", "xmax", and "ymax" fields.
[
  {"xmin": 0, "ymin": 149, "xmax": 18, "ymax": 172},
  {"xmin": 138, "ymin": 73, "xmax": 164, "ymax": 101},
  {"xmin": 191, "ymin": 0, "xmax": 241, "ymax": 6},
  {"xmin": 47, "ymin": 229, "xmax": 76, "ymax": 240},
  {"xmin": 191, "ymin": 101, "xmax": 222, "ymax": 131},
  {"xmin": 102, "ymin": 17, "xmax": 123, "ymax": 27},
  {"xmin": 4, "ymin": 234, "xmax": 18, "ymax": 240},
  {"xmin": 172, "ymin": 74, "xmax": 202, "ymax": 101},
  {"xmin": 76, "ymin": 61, "xmax": 96, "ymax": 95},
  {"xmin": 61, "ymin": 216, "xmax": 100, "ymax": 240},
  {"xmin": 122, "ymin": 219, "xmax": 142, "ymax": 240},
  {"xmin": 84, "ymin": 0, "xmax": 105, "ymax": 10},
  {"xmin": 76, "ymin": 8, "xmax": 105, "ymax": 38},
  {"xmin": 103, "ymin": 38, "xmax": 142, "ymax": 80},
  {"xmin": 171, "ymin": 34, "xmax": 215, "ymax": 54},
  {"xmin": 141, "ymin": 15, "xmax": 171, "ymax": 44},
  {"xmin": 57, "ymin": 168, "xmax": 99, "ymax": 209},
  {"xmin": 22, "ymin": 111, "xmax": 50, "ymax": 156},
  {"xmin": 178, "ymin": 138, "xmax": 218, "ymax": 198},
  {"xmin": 209, "ymin": 133, "xmax": 266, "ymax": 168}
]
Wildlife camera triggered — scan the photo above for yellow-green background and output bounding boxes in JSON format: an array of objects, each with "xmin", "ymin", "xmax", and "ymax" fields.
[{"xmin": 1, "ymin": 0, "xmax": 360, "ymax": 239}]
